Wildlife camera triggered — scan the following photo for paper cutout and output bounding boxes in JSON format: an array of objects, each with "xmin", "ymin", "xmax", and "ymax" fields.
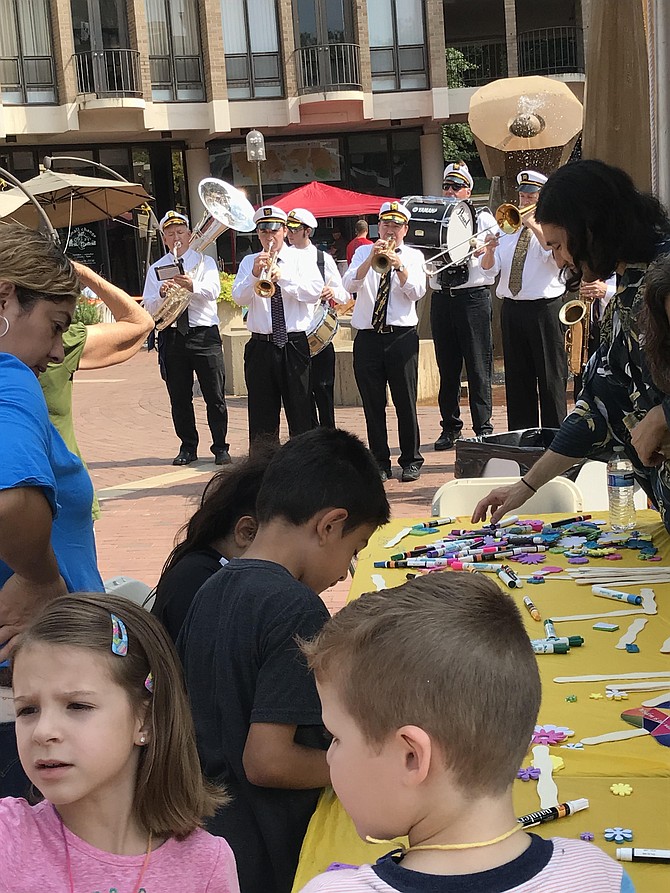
[
  {"xmin": 530, "ymin": 744, "xmax": 559, "ymax": 808},
  {"xmin": 554, "ymin": 671, "xmax": 670, "ymax": 684},
  {"xmin": 371, "ymin": 575, "xmax": 387, "ymax": 591},
  {"xmin": 615, "ymin": 618, "xmax": 648, "ymax": 650},
  {"xmin": 581, "ymin": 728, "xmax": 649, "ymax": 746},
  {"xmin": 620, "ymin": 706, "xmax": 670, "ymax": 747},
  {"xmin": 660, "ymin": 635, "xmax": 670, "ymax": 654},
  {"xmin": 383, "ymin": 527, "xmax": 412, "ymax": 548}
]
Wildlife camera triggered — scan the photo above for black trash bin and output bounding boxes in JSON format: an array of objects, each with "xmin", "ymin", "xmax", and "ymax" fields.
[{"xmin": 455, "ymin": 429, "xmax": 583, "ymax": 481}]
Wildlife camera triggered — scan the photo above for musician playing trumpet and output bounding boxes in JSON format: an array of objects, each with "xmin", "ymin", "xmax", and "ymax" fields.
[
  {"xmin": 232, "ymin": 205, "xmax": 322, "ymax": 444},
  {"xmin": 142, "ymin": 210, "xmax": 230, "ymax": 467},
  {"xmin": 481, "ymin": 170, "xmax": 568, "ymax": 431}
]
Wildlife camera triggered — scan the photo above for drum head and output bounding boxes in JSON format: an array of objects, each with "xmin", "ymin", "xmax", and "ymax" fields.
[{"xmin": 446, "ymin": 201, "xmax": 476, "ymax": 264}]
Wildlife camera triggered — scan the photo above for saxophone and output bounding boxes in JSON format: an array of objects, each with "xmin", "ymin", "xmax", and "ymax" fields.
[{"xmin": 559, "ymin": 286, "xmax": 592, "ymax": 376}]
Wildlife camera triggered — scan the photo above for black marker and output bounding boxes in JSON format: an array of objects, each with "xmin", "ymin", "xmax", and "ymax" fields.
[{"xmin": 616, "ymin": 848, "xmax": 670, "ymax": 864}]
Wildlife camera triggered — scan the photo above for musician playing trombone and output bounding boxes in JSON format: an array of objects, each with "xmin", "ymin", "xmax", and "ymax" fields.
[
  {"xmin": 142, "ymin": 210, "xmax": 231, "ymax": 467},
  {"xmin": 232, "ymin": 205, "xmax": 322, "ymax": 444},
  {"xmin": 431, "ymin": 162, "xmax": 501, "ymax": 451},
  {"xmin": 343, "ymin": 200, "xmax": 426, "ymax": 482},
  {"xmin": 481, "ymin": 170, "xmax": 568, "ymax": 431}
]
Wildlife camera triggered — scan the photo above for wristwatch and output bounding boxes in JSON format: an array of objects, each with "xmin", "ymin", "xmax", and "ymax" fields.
[{"xmin": 397, "ymin": 263, "xmax": 406, "ymax": 273}]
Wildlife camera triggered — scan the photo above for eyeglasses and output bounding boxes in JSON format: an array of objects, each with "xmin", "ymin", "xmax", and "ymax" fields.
[
  {"xmin": 257, "ymin": 222, "xmax": 284, "ymax": 232},
  {"xmin": 442, "ymin": 182, "xmax": 464, "ymax": 192}
]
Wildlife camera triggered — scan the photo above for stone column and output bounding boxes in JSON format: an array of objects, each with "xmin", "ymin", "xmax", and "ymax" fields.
[
  {"xmin": 199, "ymin": 0, "xmax": 227, "ymax": 101},
  {"xmin": 51, "ymin": 0, "xmax": 78, "ymax": 104},
  {"xmin": 503, "ymin": 0, "xmax": 519, "ymax": 77},
  {"xmin": 128, "ymin": 0, "xmax": 153, "ymax": 101},
  {"xmin": 420, "ymin": 126, "xmax": 444, "ymax": 196},
  {"xmin": 277, "ymin": 0, "xmax": 298, "ymax": 97},
  {"xmin": 425, "ymin": 0, "xmax": 448, "ymax": 89},
  {"xmin": 186, "ymin": 147, "xmax": 217, "ymax": 259},
  {"xmin": 353, "ymin": 0, "xmax": 372, "ymax": 93}
]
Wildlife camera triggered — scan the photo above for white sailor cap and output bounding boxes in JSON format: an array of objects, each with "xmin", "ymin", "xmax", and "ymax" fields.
[
  {"xmin": 378, "ymin": 200, "xmax": 411, "ymax": 225},
  {"xmin": 517, "ymin": 170, "xmax": 548, "ymax": 192},
  {"xmin": 160, "ymin": 210, "xmax": 190, "ymax": 230},
  {"xmin": 252, "ymin": 205, "xmax": 288, "ymax": 229},
  {"xmin": 442, "ymin": 162, "xmax": 474, "ymax": 190},
  {"xmin": 287, "ymin": 208, "xmax": 318, "ymax": 230}
]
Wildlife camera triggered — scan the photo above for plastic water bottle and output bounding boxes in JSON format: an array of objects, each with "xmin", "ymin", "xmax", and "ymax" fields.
[{"xmin": 607, "ymin": 446, "xmax": 636, "ymax": 530}]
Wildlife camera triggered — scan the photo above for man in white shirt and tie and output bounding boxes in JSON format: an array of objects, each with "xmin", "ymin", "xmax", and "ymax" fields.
[
  {"xmin": 343, "ymin": 201, "xmax": 427, "ymax": 482},
  {"xmin": 286, "ymin": 207, "xmax": 348, "ymax": 428},
  {"xmin": 482, "ymin": 170, "xmax": 568, "ymax": 431},
  {"xmin": 142, "ymin": 210, "xmax": 230, "ymax": 467},
  {"xmin": 232, "ymin": 205, "xmax": 322, "ymax": 443}
]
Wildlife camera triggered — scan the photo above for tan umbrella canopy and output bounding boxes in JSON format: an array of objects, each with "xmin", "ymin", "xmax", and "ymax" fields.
[
  {"xmin": 0, "ymin": 190, "xmax": 27, "ymax": 219},
  {"xmin": 0, "ymin": 170, "xmax": 152, "ymax": 228},
  {"xmin": 468, "ymin": 76, "xmax": 583, "ymax": 199}
]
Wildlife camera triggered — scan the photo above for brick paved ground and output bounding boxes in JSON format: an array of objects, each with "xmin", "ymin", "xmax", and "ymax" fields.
[{"xmin": 76, "ymin": 348, "xmax": 546, "ymax": 613}]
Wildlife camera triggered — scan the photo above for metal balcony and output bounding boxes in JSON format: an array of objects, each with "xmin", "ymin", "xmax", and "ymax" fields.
[
  {"xmin": 446, "ymin": 40, "xmax": 508, "ymax": 88},
  {"xmin": 518, "ymin": 26, "xmax": 585, "ymax": 76},
  {"xmin": 74, "ymin": 49, "xmax": 142, "ymax": 98},
  {"xmin": 295, "ymin": 43, "xmax": 361, "ymax": 95}
]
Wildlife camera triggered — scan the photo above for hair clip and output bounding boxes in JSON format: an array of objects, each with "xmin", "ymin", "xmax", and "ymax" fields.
[
  {"xmin": 110, "ymin": 614, "xmax": 128, "ymax": 656},
  {"xmin": 144, "ymin": 672, "xmax": 154, "ymax": 694}
]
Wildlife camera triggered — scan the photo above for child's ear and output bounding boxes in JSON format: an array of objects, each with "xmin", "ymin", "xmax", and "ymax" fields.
[
  {"xmin": 396, "ymin": 726, "xmax": 433, "ymax": 786},
  {"xmin": 315, "ymin": 508, "xmax": 349, "ymax": 545},
  {"xmin": 233, "ymin": 515, "xmax": 257, "ymax": 548}
]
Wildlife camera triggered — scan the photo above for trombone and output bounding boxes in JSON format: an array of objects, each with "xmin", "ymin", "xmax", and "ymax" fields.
[
  {"xmin": 422, "ymin": 202, "xmax": 537, "ymax": 277},
  {"xmin": 254, "ymin": 239, "xmax": 280, "ymax": 298},
  {"xmin": 371, "ymin": 236, "xmax": 396, "ymax": 274}
]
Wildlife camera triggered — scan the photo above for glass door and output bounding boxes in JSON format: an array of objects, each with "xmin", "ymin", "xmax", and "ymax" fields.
[
  {"xmin": 71, "ymin": 1, "xmax": 130, "ymax": 95},
  {"xmin": 294, "ymin": 0, "xmax": 353, "ymax": 90}
]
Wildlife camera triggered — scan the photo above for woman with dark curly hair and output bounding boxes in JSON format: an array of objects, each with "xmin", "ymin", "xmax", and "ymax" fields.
[{"xmin": 473, "ymin": 159, "xmax": 670, "ymax": 528}]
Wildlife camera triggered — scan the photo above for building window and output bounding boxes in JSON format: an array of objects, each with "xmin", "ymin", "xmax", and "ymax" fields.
[
  {"xmin": 221, "ymin": 0, "xmax": 283, "ymax": 100},
  {"xmin": 146, "ymin": 0, "xmax": 204, "ymax": 101},
  {"xmin": 0, "ymin": 0, "xmax": 56, "ymax": 104},
  {"xmin": 367, "ymin": 0, "xmax": 427, "ymax": 92}
]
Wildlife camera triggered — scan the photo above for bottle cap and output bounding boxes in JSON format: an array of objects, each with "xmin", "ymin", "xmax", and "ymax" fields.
[
  {"xmin": 616, "ymin": 848, "xmax": 633, "ymax": 862},
  {"xmin": 567, "ymin": 636, "xmax": 585, "ymax": 647}
]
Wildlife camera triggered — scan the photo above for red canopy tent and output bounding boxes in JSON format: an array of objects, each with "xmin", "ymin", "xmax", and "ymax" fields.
[{"xmin": 269, "ymin": 181, "xmax": 393, "ymax": 216}]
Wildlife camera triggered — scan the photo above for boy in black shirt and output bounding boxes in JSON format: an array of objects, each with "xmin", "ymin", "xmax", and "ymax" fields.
[{"xmin": 178, "ymin": 428, "xmax": 390, "ymax": 893}]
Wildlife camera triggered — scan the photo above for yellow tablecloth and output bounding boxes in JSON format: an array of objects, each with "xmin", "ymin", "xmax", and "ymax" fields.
[{"xmin": 292, "ymin": 511, "xmax": 670, "ymax": 892}]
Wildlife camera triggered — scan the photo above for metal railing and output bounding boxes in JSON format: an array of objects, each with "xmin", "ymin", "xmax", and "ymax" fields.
[
  {"xmin": 295, "ymin": 43, "xmax": 361, "ymax": 95},
  {"xmin": 149, "ymin": 53, "xmax": 204, "ymax": 100},
  {"xmin": 0, "ymin": 54, "xmax": 56, "ymax": 103},
  {"xmin": 446, "ymin": 40, "xmax": 507, "ymax": 88},
  {"xmin": 518, "ymin": 26, "xmax": 585, "ymax": 76},
  {"xmin": 74, "ymin": 49, "xmax": 142, "ymax": 97}
]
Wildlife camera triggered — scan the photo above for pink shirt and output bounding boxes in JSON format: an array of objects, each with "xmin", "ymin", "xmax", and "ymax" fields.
[{"xmin": 0, "ymin": 798, "xmax": 240, "ymax": 893}]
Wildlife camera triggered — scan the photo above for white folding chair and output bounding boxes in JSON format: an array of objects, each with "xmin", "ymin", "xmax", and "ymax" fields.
[
  {"xmin": 432, "ymin": 476, "xmax": 584, "ymax": 518},
  {"xmin": 104, "ymin": 575, "xmax": 155, "ymax": 610},
  {"xmin": 574, "ymin": 459, "xmax": 649, "ymax": 511}
]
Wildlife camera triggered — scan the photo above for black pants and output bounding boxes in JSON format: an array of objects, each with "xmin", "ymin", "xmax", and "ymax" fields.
[
  {"xmin": 431, "ymin": 286, "xmax": 493, "ymax": 437},
  {"xmin": 353, "ymin": 328, "xmax": 423, "ymax": 471},
  {"xmin": 161, "ymin": 326, "xmax": 229, "ymax": 455},
  {"xmin": 244, "ymin": 334, "xmax": 312, "ymax": 443},
  {"xmin": 310, "ymin": 342, "xmax": 336, "ymax": 428},
  {"xmin": 501, "ymin": 296, "xmax": 567, "ymax": 430}
]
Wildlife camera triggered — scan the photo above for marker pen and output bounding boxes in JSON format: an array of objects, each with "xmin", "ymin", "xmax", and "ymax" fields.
[
  {"xmin": 544, "ymin": 618, "xmax": 559, "ymax": 639},
  {"xmin": 517, "ymin": 799, "xmax": 588, "ymax": 827},
  {"xmin": 523, "ymin": 596, "xmax": 542, "ymax": 622},
  {"xmin": 495, "ymin": 515, "xmax": 519, "ymax": 528},
  {"xmin": 616, "ymin": 848, "xmax": 670, "ymax": 864},
  {"xmin": 549, "ymin": 515, "xmax": 593, "ymax": 528},
  {"xmin": 411, "ymin": 517, "xmax": 456, "ymax": 530},
  {"xmin": 592, "ymin": 586, "xmax": 642, "ymax": 606},
  {"xmin": 497, "ymin": 567, "xmax": 519, "ymax": 589},
  {"xmin": 531, "ymin": 636, "xmax": 584, "ymax": 649},
  {"xmin": 450, "ymin": 561, "xmax": 502, "ymax": 573},
  {"xmin": 531, "ymin": 640, "xmax": 569, "ymax": 654}
]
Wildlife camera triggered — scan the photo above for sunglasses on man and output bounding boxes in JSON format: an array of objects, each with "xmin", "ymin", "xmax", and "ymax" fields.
[{"xmin": 442, "ymin": 182, "xmax": 466, "ymax": 192}]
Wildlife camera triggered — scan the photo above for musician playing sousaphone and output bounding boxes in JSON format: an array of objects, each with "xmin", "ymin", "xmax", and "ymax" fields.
[
  {"xmin": 231, "ymin": 205, "xmax": 323, "ymax": 444},
  {"xmin": 286, "ymin": 207, "xmax": 348, "ymax": 428},
  {"xmin": 481, "ymin": 170, "xmax": 568, "ymax": 431},
  {"xmin": 142, "ymin": 210, "xmax": 231, "ymax": 467}
]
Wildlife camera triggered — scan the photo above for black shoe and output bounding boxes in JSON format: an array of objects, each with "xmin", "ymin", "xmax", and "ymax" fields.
[
  {"xmin": 172, "ymin": 450, "xmax": 198, "ymax": 466},
  {"xmin": 434, "ymin": 432, "xmax": 460, "ymax": 451},
  {"xmin": 380, "ymin": 468, "xmax": 392, "ymax": 482},
  {"xmin": 401, "ymin": 464, "xmax": 421, "ymax": 482},
  {"xmin": 214, "ymin": 449, "xmax": 232, "ymax": 466}
]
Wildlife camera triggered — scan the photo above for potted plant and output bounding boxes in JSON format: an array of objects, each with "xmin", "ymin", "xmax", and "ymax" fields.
[{"xmin": 217, "ymin": 271, "xmax": 245, "ymax": 333}]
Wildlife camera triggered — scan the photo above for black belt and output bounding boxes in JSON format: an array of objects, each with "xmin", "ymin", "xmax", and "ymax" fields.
[
  {"xmin": 363, "ymin": 325, "xmax": 415, "ymax": 335},
  {"xmin": 439, "ymin": 285, "xmax": 489, "ymax": 297},
  {"xmin": 251, "ymin": 331, "xmax": 307, "ymax": 342}
]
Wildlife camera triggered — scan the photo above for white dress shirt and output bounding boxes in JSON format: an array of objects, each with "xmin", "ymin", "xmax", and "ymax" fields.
[
  {"xmin": 232, "ymin": 244, "xmax": 322, "ymax": 334},
  {"xmin": 490, "ymin": 229, "xmax": 565, "ymax": 301},
  {"xmin": 142, "ymin": 248, "xmax": 221, "ymax": 327},
  {"xmin": 287, "ymin": 243, "xmax": 349, "ymax": 305},
  {"xmin": 429, "ymin": 208, "xmax": 501, "ymax": 291},
  {"xmin": 343, "ymin": 242, "xmax": 427, "ymax": 329}
]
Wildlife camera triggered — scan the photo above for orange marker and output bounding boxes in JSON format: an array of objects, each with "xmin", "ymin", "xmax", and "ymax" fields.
[{"xmin": 523, "ymin": 596, "xmax": 542, "ymax": 622}]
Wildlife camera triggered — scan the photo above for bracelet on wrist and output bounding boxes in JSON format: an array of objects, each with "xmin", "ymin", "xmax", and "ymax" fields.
[{"xmin": 520, "ymin": 478, "xmax": 537, "ymax": 494}]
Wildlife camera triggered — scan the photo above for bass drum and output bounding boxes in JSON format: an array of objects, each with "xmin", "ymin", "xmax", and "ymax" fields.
[
  {"xmin": 306, "ymin": 305, "xmax": 339, "ymax": 357},
  {"xmin": 402, "ymin": 195, "xmax": 476, "ymax": 264}
]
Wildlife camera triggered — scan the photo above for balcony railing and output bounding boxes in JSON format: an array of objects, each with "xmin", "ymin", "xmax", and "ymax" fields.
[
  {"xmin": 295, "ymin": 43, "xmax": 361, "ymax": 95},
  {"xmin": 74, "ymin": 49, "xmax": 142, "ymax": 98},
  {"xmin": 0, "ymin": 55, "xmax": 56, "ymax": 104},
  {"xmin": 149, "ymin": 54, "xmax": 204, "ymax": 101},
  {"xmin": 518, "ymin": 26, "xmax": 585, "ymax": 76},
  {"xmin": 446, "ymin": 40, "xmax": 508, "ymax": 88}
]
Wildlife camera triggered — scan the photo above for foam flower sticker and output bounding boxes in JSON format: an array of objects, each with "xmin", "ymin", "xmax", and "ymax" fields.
[
  {"xmin": 515, "ymin": 553, "xmax": 546, "ymax": 565},
  {"xmin": 610, "ymin": 783, "xmax": 633, "ymax": 797},
  {"xmin": 604, "ymin": 827, "xmax": 633, "ymax": 843},
  {"xmin": 568, "ymin": 556, "xmax": 590, "ymax": 565},
  {"xmin": 532, "ymin": 724, "xmax": 574, "ymax": 746},
  {"xmin": 516, "ymin": 766, "xmax": 541, "ymax": 782},
  {"xmin": 606, "ymin": 691, "xmax": 629, "ymax": 701},
  {"xmin": 589, "ymin": 692, "xmax": 604, "ymax": 700},
  {"xmin": 580, "ymin": 832, "xmax": 594, "ymax": 842},
  {"xmin": 561, "ymin": 742, "xmax": 584, "ymax": 750},
  {"xmin": 559, "ymin": 536, "xmax": 587, "ymax": 549}
]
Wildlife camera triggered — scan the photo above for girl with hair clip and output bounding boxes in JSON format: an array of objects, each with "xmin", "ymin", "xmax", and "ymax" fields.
[
  {"xmin": 152, "ymin": 443, "xmax": 276, "ymax": 644},
  {"xmin": 0, "ymin": 593, "xmax": 239, "ymax": 893}
]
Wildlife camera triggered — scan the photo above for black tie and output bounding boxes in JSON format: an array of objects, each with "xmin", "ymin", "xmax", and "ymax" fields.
[{"xmin": 176, "ymin": 308, "xmax": 189, "ymax": 335}]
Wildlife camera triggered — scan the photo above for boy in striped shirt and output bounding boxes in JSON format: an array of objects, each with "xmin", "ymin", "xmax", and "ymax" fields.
[{"xmin": 299, "ymin": 574, "xmax": 632, "ymax": 893}]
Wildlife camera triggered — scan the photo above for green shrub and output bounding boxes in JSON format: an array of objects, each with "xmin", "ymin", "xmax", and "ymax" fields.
[
  {"xmin": 219, "ymin": 271, "xmax": 238, "ymax": 306},
  {"xmin": 73, "ymin": 294, "xmax": 102, "ymax": 325}
]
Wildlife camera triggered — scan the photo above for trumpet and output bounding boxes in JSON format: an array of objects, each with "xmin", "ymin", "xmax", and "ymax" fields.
[
  {"xmin": 559, "ymin": 293, "xmax": 591, "ymax": 376},
  {"xmin": 495, "ymin": 202, "xmax": 537, "ymax": 234},
  {"xmin": 254, "ymin": 239, "xmax": 280, "ymax": 298},
  {"xmin": 371, "ymin": 237, "xmax": 396, "ymax": 275}
]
